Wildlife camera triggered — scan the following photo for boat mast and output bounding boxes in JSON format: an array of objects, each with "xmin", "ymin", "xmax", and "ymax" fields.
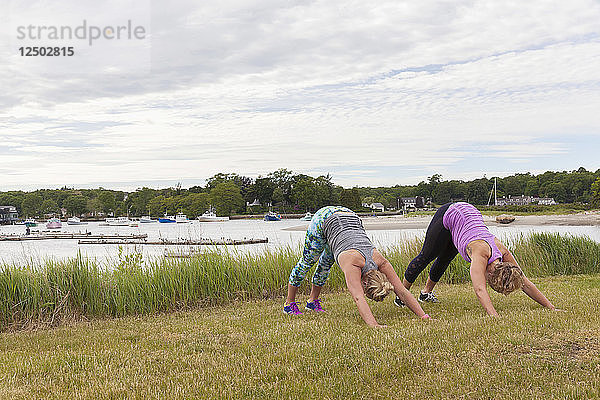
[
  {"xmin": 486, "ymin": 177, "xmax": 498, "ymax": 206},
  {"xmin": 494, "ymin": 178, "xmax": 497, "ymax": 206}
]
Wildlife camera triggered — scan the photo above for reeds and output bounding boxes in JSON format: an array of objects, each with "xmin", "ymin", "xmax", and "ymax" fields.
[{"xmin": 1, "ymin": 233, "xmax": 598, "ymax": 330}]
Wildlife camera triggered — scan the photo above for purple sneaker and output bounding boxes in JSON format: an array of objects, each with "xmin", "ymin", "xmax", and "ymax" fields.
[
  {"xmin": 283, "ymin": 302, "xmax": 303, "ymax": 315},
  {"xmin": 305, "ymin": 298, "xmax": 324, "ymax": 312}
]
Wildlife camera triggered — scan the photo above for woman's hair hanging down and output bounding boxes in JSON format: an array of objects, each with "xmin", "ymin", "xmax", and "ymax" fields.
[
  {"xmin": 362, "ymin": 270, "xmax": 394, "ymax": 301},
  {"xmin": 487, "ymin": 262, "xmax": 524, "ymax": 295}
]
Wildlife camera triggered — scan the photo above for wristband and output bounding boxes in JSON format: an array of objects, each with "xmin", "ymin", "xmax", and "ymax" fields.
[{"xmin": 421, "ymin": 314, "xmax": 430, "ymax": 320}]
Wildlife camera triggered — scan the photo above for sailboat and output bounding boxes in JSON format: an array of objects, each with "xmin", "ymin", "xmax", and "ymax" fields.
[{"xmin": 487, "ymin": 178, "xmax": 498, "ymax": 206}]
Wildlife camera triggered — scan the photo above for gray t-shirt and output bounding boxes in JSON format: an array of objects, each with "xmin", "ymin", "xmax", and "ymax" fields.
[{"xmin": 323, "ymin": 212, "xmax": 378, "ymax": 275}]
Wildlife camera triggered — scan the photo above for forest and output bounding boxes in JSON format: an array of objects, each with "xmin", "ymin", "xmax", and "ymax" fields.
[{"xmin": 1, "ymin": 167, "xmax": 600, "ymax": 218}]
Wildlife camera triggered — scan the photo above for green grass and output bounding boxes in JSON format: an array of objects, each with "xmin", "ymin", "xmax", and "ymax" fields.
[
  {"xmin": 1, "ymin": 233, "xmax": 599, "ymax": 330},
  {"xmin": 0, "ymin": 275, "xmax": 599, "ymax": 399}
]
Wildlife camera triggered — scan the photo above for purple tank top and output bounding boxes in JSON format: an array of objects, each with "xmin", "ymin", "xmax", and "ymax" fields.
[{"xmin": 442, "ymin": 202, "xmax": 502, "ymax": 264}]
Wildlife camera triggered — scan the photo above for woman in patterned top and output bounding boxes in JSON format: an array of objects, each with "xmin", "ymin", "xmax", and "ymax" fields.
[{"xmin": 284, "ymin": 206, "xmax": 430, "ymax": 327}]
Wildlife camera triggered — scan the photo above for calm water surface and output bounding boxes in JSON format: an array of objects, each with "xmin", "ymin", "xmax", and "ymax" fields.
[{"xmin": 1, "ymin": 219, "xmax": 599, "ymax": 267}]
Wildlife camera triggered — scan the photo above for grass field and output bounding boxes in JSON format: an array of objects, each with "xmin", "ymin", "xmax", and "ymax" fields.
[
  {"xmin": 1, "ymin": 274, "xmax": 599, "ymax": 399},
  {"xmin": 2, "ymin": 232, "xmax": 600, "ymax": 330}
]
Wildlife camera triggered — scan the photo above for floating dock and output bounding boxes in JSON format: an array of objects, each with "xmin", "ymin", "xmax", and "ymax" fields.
[
  {"xmin": 77, "ymin": 238, "xmax": 268, "ymax": 246},
  {"xmin": 0, "ymin": 233, "xmax": 148, "ymax": 241}
]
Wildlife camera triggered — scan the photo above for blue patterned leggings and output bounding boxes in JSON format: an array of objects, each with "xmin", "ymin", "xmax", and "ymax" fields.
[{"xmin": 288, "ymin": 206, "xmax": 353, "ymax": 287}]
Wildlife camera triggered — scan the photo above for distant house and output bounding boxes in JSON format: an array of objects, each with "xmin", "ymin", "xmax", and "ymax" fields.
[
  {"xmin": 400, "ymin": 197, "xmax": 416, "ymax": 209},
  {"xmin": 400, "ymin": 196, "xmax": 425, "ymax": 209},
  {"xmin": 496, "ymin": 195, "xmax": 534, "ymax": 206},
  {"xmin": 362, "ymin": 202, "xmax": 385, "ymax": 212},
  {"xmin": 369, "ymin": 202, "xmax": 385, "ymax": 212},
  {"xmin": 535, "ymin": 197, "xmax": 557, "ymax": 205},
  {"xmin": 0, "ymin": 206, "xmax": 18, "ymax": 224}
]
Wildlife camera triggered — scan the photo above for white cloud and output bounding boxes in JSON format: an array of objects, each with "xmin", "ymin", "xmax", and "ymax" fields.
[{"xmin": 1, "ymin": 0, "xmax": 599, "ymax": 190}]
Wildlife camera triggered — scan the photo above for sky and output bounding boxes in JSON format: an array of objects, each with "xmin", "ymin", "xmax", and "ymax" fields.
[{"xmin": 1, "ymin": 0, "xmax": 600, "ymax": 191}]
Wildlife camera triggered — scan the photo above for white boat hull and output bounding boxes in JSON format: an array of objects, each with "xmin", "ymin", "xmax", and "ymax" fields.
[
  {"xmin": 105, "ymin": 217, "xmax": 132, "ymax": 226},
  {"xmin": 197, "ymin": 216, "xmax": 229, "ymax": 222}
]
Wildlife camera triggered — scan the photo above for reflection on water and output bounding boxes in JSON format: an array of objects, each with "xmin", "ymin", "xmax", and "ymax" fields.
[{"xmin": 1, "ymin": 219, "xmax": 599, "ymax": 267}]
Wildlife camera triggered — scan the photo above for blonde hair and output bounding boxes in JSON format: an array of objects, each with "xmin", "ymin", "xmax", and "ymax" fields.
[
  {"xmin": 487, "ymin": 262, "xmax": 524, "ymax": 295},
  {"xmin": 362, "ymin": 270, "xmax": 394, "ymax": 301}
]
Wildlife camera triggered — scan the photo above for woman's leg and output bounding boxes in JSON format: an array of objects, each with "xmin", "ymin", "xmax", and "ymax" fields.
[
  {"xmin": 286, "ymin": 210, "xmax": 329, "ymax": 303},
  {"xmin": 286, "ymin": 235, "xmax": 326, "ymax": 302},
  {"xmin": 308, "ymin": 245, "xmax": 335, "ymax": 302},
  {"xmin": 423, "ymin": 240, "xmax": 459, "ymax": 292},
  {"xmin": 403, "ymin": 203, "xmax": 453, "ymax": 288}
]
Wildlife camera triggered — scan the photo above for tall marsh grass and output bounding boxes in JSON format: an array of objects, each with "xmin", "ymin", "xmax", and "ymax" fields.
[{"xmin": 1, "ymin": 233, "xmax": 599, "ymax": 330}]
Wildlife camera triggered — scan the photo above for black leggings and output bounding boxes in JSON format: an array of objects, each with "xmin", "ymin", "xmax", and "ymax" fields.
[{"xmin": 404, "ymin": 203, "xmax": 459, "ymax": 283}]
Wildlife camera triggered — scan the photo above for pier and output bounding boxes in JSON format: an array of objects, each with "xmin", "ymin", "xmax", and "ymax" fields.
[
  {"xmin": 77, "ymin": 238, "xmax": 268, "ymax": 245},
  {"xmin": 0, "ymin": 233, "xmax": 148, "ymax": 241}
]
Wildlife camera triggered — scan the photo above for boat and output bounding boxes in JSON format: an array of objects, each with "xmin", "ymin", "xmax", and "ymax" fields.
[
  {"xmin": 46, "ymin": 218, "xmax": 62, "ymax": 229},
  {"xmin": 197, "ymin": 209, "xmax": 229, "ymax": 222},
  {"xmin": 24, "ymin": 218, "xmax": 37, "ymax": 227},
  {"xmin": 175, "ymin": 213, "xmax": 189, "ymax": 223},
  {"xmin": 139, "ymin": 216, "xmax": 156, "ymax": 223},
  {"xmin": 300, "ymin": 212, "xmax": 312, "ymax": 221},
  {"xmin": 158, "ymin": 215, "xmax": 176, "ymax": 223},
  {"xmin": 67, "ymin": 216, "xmax": 87, "ymax": 225},
  {"xmin": 264, "ymin": 211, "xmax": 281, "ymax": 221},
  {"xmin": 496, "ymin": 214, "xmax": 516, "ymax": 224},
  {"xmin": 105, "ymin": 217, "xmax": 131, "ymax": 226}
]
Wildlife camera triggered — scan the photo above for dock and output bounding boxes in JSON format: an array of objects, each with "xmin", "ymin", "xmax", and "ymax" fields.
[
  {"xmin": 77, "ymin": 238, "xmax": 268, "ymax": 245},
  {"xmin": 0, "ymin": 233, "xmax": 148, "ymax": 241}
]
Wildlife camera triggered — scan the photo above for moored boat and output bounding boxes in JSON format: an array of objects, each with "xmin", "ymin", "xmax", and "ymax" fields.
[
  {"xmin": 496, "ymin": 214, "xmax": 516, "ymax": 224},
  {"xmin": 175, "ymin": 213, "xmax": 189, "ymax": 223},
  {"xmin": 24, "ymin": 218, "xmax": 37, "ymax": 227},
  {"xmin": 300, "ymin": 212, "xmax": 312, "ymax": 221},
  {"xmin": 67, "ymin": 216, "xmax": 88, "ymax": 225},
  {"xmin": 46, "ymin": 218, "xmax": 62, "ymax": 229},
  {"xmin": 264, "ymin": 211, "xmax": 281, "ymax": 221},
  {"xmin": 197, "ymin": 209, "xmax": 229, "ymax": 222},
  {"xmin": 140, "ymin": 216, "xmax": 156, "ymax": 223},
  {"xmin": 105, "ymin": 217, "xmax": 131, "ymax": 226},
  {"xmin": 158, "ymin": 215, "xmax": 176, "ymax": 223}
]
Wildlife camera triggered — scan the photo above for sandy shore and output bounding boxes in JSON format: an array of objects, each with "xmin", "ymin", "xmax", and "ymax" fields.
[{"xmin": 282, "ymin": 212, "xmax": 600, "ymax": 231}]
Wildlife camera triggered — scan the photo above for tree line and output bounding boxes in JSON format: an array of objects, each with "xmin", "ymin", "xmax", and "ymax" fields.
[{"xmin": 1, "ymin": 167, "xmax": 599, "ymax": 218}]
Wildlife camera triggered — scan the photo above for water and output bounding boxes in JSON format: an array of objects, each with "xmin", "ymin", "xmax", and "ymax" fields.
[
  {"xmin": 1, "ymin": 219, "xmax": 599, "ymax": 267},
  {"xmin": 0, "ymin": 219, "xmax": 306, "ymax": 266}
]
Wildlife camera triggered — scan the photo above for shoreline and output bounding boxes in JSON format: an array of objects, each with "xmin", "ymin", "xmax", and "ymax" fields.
[{"xmin": 282, "ymin": 212, "xmax": 600, "ymax": 231}]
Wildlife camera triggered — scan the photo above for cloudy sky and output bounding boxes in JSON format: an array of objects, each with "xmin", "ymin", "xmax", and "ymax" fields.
[{"xmin": 1, "ymin": 0, "xmax": 599, "ymax": 191}]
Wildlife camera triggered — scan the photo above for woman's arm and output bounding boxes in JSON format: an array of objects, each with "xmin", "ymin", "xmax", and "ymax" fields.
[
  {"xmin": 496, "ymin": 239, "xmax": 556, "ymax": 310},
  {"xmin": 467, "ymin": 241, "xmax": 499, "ymax": 316},
  {"xmin": 341, "ymin": 264, "xmax": 382, "ymax": 327},
  {"xmin": 377, "ymin": 258, "xmax": 429, "ymax": 318},
  {"xmin": 470, "ymin": 253, "xmax": 499, "ymax": 316},
  {"xmin": 521, "ymin": 276, "xmax": 556, "ymax": 309}
]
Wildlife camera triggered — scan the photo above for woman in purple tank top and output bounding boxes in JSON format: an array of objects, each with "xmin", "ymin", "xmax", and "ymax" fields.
[{"xmin": 396, "ymin": 202, "xmax": 559, "ymax": 316}]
